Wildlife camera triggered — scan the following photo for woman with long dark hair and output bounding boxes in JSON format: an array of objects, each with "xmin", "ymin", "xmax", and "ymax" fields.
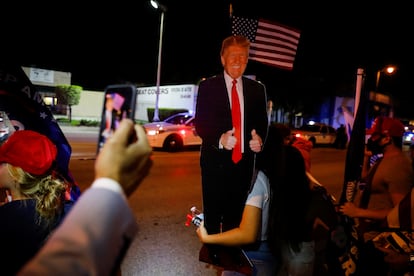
[{"xmin": 196, "ymin": 124, "xmax": 315, "ymax": 275}]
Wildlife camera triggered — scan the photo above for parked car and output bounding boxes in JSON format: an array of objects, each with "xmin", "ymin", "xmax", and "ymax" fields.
[
  {"xmin": 291, "ymin": 123, "xmax": 337, "ymax": 147},
  {"xmin": 403, "ymin": 125, "xmax": 414, "ymax": 145},
  {"xmin": 142, "ymin": 112, "xmax": 202, "ymax": 152}
]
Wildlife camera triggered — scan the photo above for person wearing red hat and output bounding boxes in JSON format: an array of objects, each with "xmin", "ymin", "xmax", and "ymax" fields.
[
  {"xmin": 340, "ymin": 116, "xmax": 414, "ymax": 275},
  {"xmin": 0, "ymin": 130, "xmax": 67, "ymax": 276}
]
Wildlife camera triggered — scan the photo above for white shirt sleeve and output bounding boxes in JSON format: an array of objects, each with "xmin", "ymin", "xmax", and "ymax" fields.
[
  {"xmin": 91, "ymin": 177, "xmax": 126, "ymax": 200},
  {"xmin": 246, "ymin": 171, "xmax": 269, "ymax": 209}
]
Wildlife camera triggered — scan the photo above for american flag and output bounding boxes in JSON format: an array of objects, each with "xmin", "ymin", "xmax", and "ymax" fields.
[{"xmin": 231, "ymin": 16, "xmax": 301, "ymax": 71}]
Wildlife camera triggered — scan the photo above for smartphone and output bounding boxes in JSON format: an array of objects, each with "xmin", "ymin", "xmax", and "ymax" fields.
[{"xmin": 97, "ymin": 84, "xmax": 137, "ymax": 153}]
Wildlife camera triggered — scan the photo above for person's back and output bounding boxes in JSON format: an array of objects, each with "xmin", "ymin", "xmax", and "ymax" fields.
[
  {"xmin": 266, "ymin": 145, "xmax": 315, "ymax": 276},
  {"xmin": 1, "ymin": 199, "xmax": 63, "ymax": 275},
  {"xmin": 0, "ymin": 130, "xmax": 66, "ymax": 275}
]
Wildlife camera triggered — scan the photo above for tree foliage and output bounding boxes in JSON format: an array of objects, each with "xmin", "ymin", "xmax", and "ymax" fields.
[
  {"xmin": 55, "ymin": 84, "xmax": 83, "ymax": 122},
  {"xmin": 55, "ymin": 84, "xmax": 82, "ymax": 105}
]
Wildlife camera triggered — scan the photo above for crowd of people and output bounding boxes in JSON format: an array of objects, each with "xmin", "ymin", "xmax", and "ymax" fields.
[
  {"xmin": 193, "ymin": 34, "xmax": 414, "ymax": 276},
  {"xmin": 1, "ymin": 34, "xmax": 414, "ymax": 276}
]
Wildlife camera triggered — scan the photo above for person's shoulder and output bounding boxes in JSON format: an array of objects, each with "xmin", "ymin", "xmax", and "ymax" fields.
[
  {"xmin": 2, "ymin": 198, "xmax": 37, "ymax": 210},
  {"xmin": 242, "ymin": 76, "xmax": 265, "ymax": 89},
  {"xmin": 386, "ymin": 151, "xmax": 411, "ymax": 161},
  {"xmin": 257, "ymin": 170, "xmax": 268, "ymax": 180},
  {"xmin": 198, "ymin": 74, "xmax": 225, "ymax": 90},
  {"xmin": 242, "ymin": 76, "xmax": 259, "ymax": 83},
  {"xmin": 200, "ymin": 74, "xmax": 223, "ymax": 83},
  {"xmin": 1, "ymin": 199, "xmax": 42, "ymax": 227}
]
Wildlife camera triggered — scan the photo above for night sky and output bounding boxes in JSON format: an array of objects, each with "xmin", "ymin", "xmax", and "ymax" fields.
[{"xmin": 6, "ymin": 1, "xmax": 413, "ymax": 118}]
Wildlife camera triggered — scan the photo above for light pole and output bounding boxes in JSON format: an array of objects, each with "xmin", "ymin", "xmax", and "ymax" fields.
[
  {"xmin": 375, "ymin": 65, "xmax": 396, "ymax": 92},
  {"xmin": 150, "ymin": 0, "xmax": 167, "ymax": 122}
]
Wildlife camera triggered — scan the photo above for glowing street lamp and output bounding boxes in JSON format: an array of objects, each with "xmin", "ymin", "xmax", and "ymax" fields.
[
  {"xmin": 375, "ymin": 65, "xmax": 396, "ymax": 92},
  {"xmin": 150, "ymin": 0, "xmax": 167, "ymax": 122}
]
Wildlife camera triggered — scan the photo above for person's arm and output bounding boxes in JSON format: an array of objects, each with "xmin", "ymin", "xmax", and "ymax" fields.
[
  {"xmin": 196, "ymin": 205, "xmax": 261, "ymax": 246},
  {"xmin": 18, "ymin": 120, "xmax": 153, "ymax": 276},
  {"xmin": 196, "ymin": 170, "xmax": 267, "ymax": 246},
  {"xmin": 339, "ymin": 202, "xmax": 391, "ymax": 220}
]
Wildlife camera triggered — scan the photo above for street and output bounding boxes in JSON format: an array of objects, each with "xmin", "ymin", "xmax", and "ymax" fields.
[{"xmin": 65, "ymin": 126, "xmax": 348, "ymax": 276}]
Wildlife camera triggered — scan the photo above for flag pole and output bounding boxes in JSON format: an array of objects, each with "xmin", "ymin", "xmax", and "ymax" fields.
[
  {"xmin": 335, "ymin": 68, "xmax": 368, "ymax": 275},
  {"xmin": 339, "ymin": 68, "xmax": 367, "ymax": 204},
  {"xmin": 354, "ymin": 68, "xmax": 364, "ymax": 117}
]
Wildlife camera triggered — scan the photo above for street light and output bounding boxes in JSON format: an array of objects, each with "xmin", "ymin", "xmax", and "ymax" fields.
[
  {"xmin": 150, "ymin": 0, "xmax": 167, "ymax": 122},
  {"xmin": 375, "ymin": 65, "xmax": 396, "ymax": 92}
]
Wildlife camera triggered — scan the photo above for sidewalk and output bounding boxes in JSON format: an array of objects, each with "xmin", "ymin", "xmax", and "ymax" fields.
[{"xmin": 58, "ymin": 124, "xmax": 99, "ymax": 134}]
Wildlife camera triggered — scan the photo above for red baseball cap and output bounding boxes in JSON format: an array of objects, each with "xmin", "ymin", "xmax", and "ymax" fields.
[
  {"xmin": 0, "ymin": 130, "xmax": 57, "ymax": 175},
  {"xmin": 366, "ymin": 116, "xmax": 405, "ymax": 137}
]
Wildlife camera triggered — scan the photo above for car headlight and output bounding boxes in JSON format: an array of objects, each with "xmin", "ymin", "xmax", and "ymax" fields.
[{"xmin": 147, "ymin": 130, "xmax": 158, "ymax": 136}]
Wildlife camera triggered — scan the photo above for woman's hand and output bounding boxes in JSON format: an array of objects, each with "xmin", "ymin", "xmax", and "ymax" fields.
[{"xmin": 196, "ymin": 221, "xmax": 209, "ymax": 242}]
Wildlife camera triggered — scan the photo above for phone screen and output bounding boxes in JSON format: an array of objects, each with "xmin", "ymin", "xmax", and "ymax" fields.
[{"xmin": 97, "ymin": 84, "xmax": 137, "ymax": 153}]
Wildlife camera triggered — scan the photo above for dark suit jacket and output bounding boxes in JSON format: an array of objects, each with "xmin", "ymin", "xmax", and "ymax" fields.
[
  {"xmin": 195, "ymin": 74, "xmax": 268, "ymax": 162},
  {"xmin": 195, "ymin": 74, "xmax": 268, "ymax": 233}
]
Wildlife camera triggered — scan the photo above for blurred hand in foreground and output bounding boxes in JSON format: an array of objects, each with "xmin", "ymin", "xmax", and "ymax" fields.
[{"xmin": 94, "ymin": 119, "xmax": 153, "ymax": 197}]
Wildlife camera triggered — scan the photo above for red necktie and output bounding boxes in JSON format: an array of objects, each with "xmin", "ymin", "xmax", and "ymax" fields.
[{"xmin": 231, "ymin": 79, "xmax": 242, "ymax": 163}]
